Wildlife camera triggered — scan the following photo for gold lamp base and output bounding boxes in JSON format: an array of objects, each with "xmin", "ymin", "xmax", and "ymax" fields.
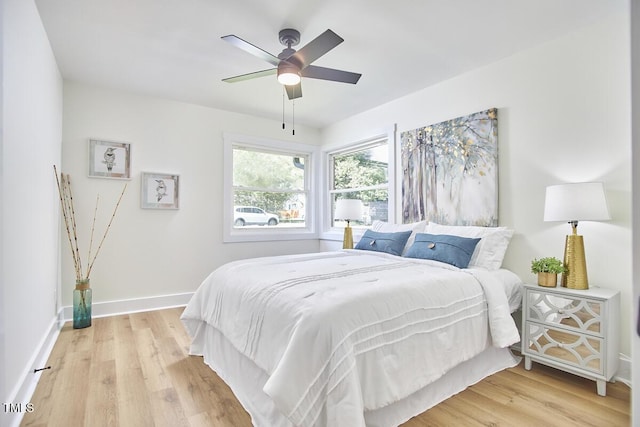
[
  {"xmin": 342, "ymin": 225, "xmax": 354, "ymax": 249},
  {"xmin": 561, "ymin": 233, "xmax": 588, "ymax": 289}
]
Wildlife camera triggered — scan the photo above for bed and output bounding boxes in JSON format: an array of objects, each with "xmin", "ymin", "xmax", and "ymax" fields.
[{"xmin": 181, "ymin": 221, "xmax": 522, "ymax": 427}]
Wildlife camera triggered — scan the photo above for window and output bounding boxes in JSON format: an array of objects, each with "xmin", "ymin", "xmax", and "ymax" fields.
[
  {"xmin": 328, "ymin": 136, "xmax": 390, "ymax": 229},
  {"xmin": 223, "ymin": 133, "xmax": 317, "ymax": 242}
]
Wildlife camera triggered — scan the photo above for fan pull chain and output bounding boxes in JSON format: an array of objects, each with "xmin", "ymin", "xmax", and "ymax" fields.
[
  {"xmin": 292, "ymin": 99, "xmax": 295, "ymax": 136},
  {"xmin": 282, "ymin": 89, "xmax": 286, "ymax": 130}
]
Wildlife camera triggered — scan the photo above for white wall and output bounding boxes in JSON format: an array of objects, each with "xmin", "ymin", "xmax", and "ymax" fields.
[
  {"xmin": 60, "ymin": 83, "xmax": 321, "ymax": 307},
  {"xmin": 2, "ymin": 0, "xmax": 63, "ymax": 415},
  {"xmin": 630, "ymin": 0, "xmax": 639, "ymax": 422},
  {"xmin": 1, "ymin": 0, "xmax": 5, "ymax": 410},
  {"xmin": 322, "ymin": 13, "xmax": 633, "ymax": 357}
]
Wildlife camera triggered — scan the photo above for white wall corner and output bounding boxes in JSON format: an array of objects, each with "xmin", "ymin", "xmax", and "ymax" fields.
[{"xmin": 614, "ymin": 353, "xmax": 632, "ymax": 388}]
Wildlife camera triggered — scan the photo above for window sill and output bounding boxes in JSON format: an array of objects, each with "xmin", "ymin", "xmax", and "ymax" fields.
[{"xmin": 223, "ymin": 228, "xmax": 318, "ymax": 243}]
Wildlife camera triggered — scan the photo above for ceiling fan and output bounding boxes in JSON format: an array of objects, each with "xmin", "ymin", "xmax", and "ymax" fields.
[{"xmin": 221, "ymin": 28, "xmax": 362, "ymax": 100}]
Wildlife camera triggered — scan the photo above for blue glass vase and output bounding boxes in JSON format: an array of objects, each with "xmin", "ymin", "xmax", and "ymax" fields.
[{"xmin": 73, "ymin": 279, "xmax": 92, "ymax": 329}]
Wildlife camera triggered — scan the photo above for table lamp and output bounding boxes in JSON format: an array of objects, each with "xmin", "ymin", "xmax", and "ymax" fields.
[
  {"xmin": 334, "ymin": 199, "xmax": 363, "ymax": 249},
  {"xmin": 543, "ymin": 182, "xmax": 610, "ymax": 289}
]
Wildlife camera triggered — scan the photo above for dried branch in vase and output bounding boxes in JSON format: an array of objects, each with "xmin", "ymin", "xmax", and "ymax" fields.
[{"xmin": 54, "ymin": 165, "xmax": 127, "ymax": 282}]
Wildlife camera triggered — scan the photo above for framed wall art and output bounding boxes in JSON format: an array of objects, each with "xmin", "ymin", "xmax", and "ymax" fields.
[
  {"xmin": 88, "ymin": 139, "xmax": 131, "ymax": 179},
  {"xmin": 141, "ymin": 172, "xmax": 180, "ymax": 210},
  {"xmin": 400, "ymin": 108, "xmax": 498, "ymax": 226}
]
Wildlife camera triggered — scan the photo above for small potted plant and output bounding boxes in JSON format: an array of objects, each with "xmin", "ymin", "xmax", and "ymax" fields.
[{"xmin": 531, "ymin": 257, "xmax": 567, "ymax": 287}]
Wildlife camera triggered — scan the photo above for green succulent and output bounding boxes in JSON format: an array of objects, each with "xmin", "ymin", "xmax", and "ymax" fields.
[{"xmin": 531, "ymin": 257, "xmax": 567, "ymax": 274}]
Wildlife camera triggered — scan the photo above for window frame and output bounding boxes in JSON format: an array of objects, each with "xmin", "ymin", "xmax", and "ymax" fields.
[
  {"xmin": 321, "ymin": 125, "xmax": 397, "ymax": 241},
  {"xmin": 223, "ymin": 133, "xmax": 319, "ymax": 242}
]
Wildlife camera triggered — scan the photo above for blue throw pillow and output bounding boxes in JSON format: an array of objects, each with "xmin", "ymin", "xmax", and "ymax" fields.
[
  {"xmin": 404, "ymin": 233, "xmax": 481, "ymax": 268},
  {"xmin": 355, "ymin": 230, "xmax": 412, "ymax": 256}
]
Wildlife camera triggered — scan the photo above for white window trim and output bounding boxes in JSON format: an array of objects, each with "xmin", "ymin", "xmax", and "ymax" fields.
[
  {"xmin": 320, "ymin": 124, "xmax": 397, "ymax": 242},
  {"xmin": 223, "ymin": 132, "xmax": 319, "ymax": 242}
]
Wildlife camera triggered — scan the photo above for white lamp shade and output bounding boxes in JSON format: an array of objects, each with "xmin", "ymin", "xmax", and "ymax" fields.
[
  {"xmin": 334, "ymin": 199, "xmax": 363, "ymax": 221},
  {"xmin": 544, "ymin": 182, "xmax": 611, "ymax": 222}
]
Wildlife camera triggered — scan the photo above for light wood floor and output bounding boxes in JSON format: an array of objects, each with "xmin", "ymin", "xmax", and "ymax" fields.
[{"xmin": 21, "ymin": 307, "xmax": 630, "ymax": 427}]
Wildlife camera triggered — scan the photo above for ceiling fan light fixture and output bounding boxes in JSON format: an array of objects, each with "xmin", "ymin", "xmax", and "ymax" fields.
[
  {"xmin": 277, "ymin": 62, "xmax": 301, "ymax": 85},
  {"xmin": 222, "ymin": 29, "xmax": 360, "ymax": 99}
]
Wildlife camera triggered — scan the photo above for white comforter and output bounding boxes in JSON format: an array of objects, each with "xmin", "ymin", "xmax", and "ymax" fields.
[{"xmin": 181, "ymin": 250, "xmax": 520, "ymax": 427}]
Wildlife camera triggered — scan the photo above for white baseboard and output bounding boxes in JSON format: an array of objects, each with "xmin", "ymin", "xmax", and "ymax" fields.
[
  {"xmin": 5, "ymin": 315, "xmax": 61, "ymax": 427},
  {"xmin": 615, "ymin": 353, "xmax": 632, "ymax": 388},
  {"xmin": 61, "ymin": 292, "xmax": 194, "ymax": 321}
]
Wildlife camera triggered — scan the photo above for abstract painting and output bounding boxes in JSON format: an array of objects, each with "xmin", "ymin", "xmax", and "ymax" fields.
[{"xmin": 400, "ymin": 108, "xmax": 498, "ymax": 226}]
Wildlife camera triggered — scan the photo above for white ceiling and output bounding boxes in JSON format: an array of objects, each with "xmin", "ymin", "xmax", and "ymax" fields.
[{"xmin": 35, "ymin": 0, "xmax": 622, "ymax": 129}]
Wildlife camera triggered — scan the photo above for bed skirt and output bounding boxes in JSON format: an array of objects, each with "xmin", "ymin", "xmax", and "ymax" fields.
[{"xmin": 189, "ymin": 321, "xmax": 520, "ymax": 427}]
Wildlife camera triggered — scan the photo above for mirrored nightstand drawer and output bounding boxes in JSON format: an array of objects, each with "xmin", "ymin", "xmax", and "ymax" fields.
[
  {"xmin": 525, "ymin": 322, "xmax": 603, "ymax": 375},
  {"xmin": 526, "ymin": 290, "xmax": 603, "ymax": 336}
]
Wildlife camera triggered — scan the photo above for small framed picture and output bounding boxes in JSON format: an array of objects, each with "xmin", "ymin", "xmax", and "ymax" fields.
[
  {"xmin": 88, "ymin": 139, "xmax": 131, "ymax": 179},
  {"xmin": 141, "ymin": 172, "xmax": 180, "ymax": 209}
]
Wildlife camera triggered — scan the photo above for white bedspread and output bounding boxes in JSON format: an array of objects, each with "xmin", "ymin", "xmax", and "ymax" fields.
[{"xmin": 181, "ymin": 250, "xmax": 520, "ymax": 427}]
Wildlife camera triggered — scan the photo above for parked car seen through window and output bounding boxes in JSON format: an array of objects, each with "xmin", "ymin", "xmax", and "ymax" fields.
[{"xmin": 234, "ymin": 206, "xmax": 279, "ymax": 227}]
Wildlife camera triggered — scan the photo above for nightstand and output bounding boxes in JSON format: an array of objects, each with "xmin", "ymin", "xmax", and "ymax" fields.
[{"xmin": 521, "ymin": 283, "xmax": 620, "ymax": 396}]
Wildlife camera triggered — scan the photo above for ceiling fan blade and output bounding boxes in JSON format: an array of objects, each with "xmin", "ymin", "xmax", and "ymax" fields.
[
  {"xmin": 285, "ymin": 83, "xmax": 302, "ymax": 100},
  {"xmin": 302, "ymin": 65, "xmax": 361, "ymax": 84},
  {"xmin": 222, "ymin": 68, "xmax": 277, "ymax": 83},
  {"xmin": 287, "ymin": 29, "xmax": 343, "ymax": 69},
  {"xmin": 221, "ymin": 35, "xmax": 281, "ymax": 67}
]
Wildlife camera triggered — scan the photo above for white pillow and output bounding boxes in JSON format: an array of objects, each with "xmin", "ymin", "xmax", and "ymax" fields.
[
  {"xmin": 425, "ymin": 222, "xmax": 514, "ymax": 270},
  {"xmin": 371, "ymin": 220, "xmax": 427, "ymax": 255}
]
